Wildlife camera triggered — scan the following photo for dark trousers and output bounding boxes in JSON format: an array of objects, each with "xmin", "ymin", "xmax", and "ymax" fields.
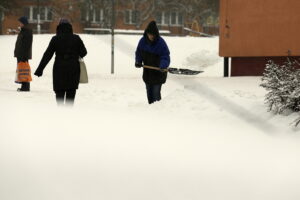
[
  {"xmin": 55, "ymin": 89, "xmax": 76, "ymax": 106},
  {"xmin": 146, "ymin": 84, "xmax": 162, "ymax": 104}
]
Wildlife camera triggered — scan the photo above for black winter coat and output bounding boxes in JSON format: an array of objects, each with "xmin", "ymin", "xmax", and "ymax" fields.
[
  {"xmin": 14, "ymin": 25, "xmax": 33, "ymax": 61},
  {"xmin": 35, "ymin": 23, "xmax": 87, "ymax": 91}
]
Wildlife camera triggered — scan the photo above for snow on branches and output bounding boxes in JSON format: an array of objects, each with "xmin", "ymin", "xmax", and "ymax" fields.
[{"xmin": 261, "ymin": 58, "xmax": 300, "ymax": 126}]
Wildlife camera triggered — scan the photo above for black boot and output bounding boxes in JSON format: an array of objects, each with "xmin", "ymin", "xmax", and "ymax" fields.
[{"xmin": 17, "ymin": 82, "xmax": 30, "ymax": 92}]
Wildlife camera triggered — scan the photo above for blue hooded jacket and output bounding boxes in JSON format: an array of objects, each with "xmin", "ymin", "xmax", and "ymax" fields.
[{"xmin": 135, "ymin": 21, "xmax": 170, "ymax": 84}]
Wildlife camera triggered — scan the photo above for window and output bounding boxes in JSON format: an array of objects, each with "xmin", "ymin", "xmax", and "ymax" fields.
[
  {"xmin": 81, "ymin": 8, "xmax": 104, "ymax": 23},
  {"xmin": 125, "ymin": 10, "xmax": 140, "ymax": 25},
  {"xmin": 40, "ymin": 7, "xmax": 46, "ymax": 21},
  {"xmin": 164, "ymin": 12, "xmax": 170, "ymax": 25},
  {"xmin": 171, "ymin": 12, "xmax": 176, "ymax": 25},
  {"xmin": 95, "ymin": 9, "xmax": 101, "ymax": 22},
  {"xmin": 157, "ymin": 11, "xmax": 183, "ymax": 26},
  {"xmin": 125, "ymin": 10, "xmax": 130, "ymax": 24},
  {"xmin": 178, "ymin": 13, "xmax": 183, "ymax": 25},
  {"xmin": 24, "ymin": 6, "xmax": 53, "ymax": 22},
  {"xmin": 134, "ymin": 11, "xmax": 140, "ymax": 24},
  {"xmin": 47, "ymin": 8, "xmax": 52, "ymax": 21},
  {"xmin": 88, "ymin": 9, "xmax": 93, "ymax": 22},
  {"xmin": 33, "ymin": 7, "xmax": 38, "ymax": 20},
  {"xmin": 92, "ymin": 9, "xmax": 104, "ymax": 23},
  {"xmin": 155, "ymin": 12, "xmax": 162, "ymax": 25},
  {"xmin": 104, "ymin": 9, "xmax": 111, "ymax": 26}
]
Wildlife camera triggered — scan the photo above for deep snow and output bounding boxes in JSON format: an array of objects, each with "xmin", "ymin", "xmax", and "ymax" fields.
[{"xmin": 0, "ymin": 34, "xmax": 300, "ymax": 200}]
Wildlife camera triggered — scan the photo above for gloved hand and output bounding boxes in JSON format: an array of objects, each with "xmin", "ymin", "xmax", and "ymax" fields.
[
  {"xmin": 34, "ymin": 70, "xmax": 43, "ymax": 77},
  {"xmin": 159, "ymin": 67, "xmax": 167, "ymax": 73},
  {"xmin": 135, "ymin": 62, "xmax": 143, "ymax": 68}
]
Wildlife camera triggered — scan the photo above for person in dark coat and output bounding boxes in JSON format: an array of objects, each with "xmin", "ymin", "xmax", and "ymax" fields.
[
  {"xmin": 135, "ymin": 21, "xmax": 170, "ymax": 104},
  {"xmin": 34, "ymin": 19, "xmax": 87, "ymax": 106},
  {"xmin": 14, "ymin": 16, "xmax": 33, "ymax": 91}
]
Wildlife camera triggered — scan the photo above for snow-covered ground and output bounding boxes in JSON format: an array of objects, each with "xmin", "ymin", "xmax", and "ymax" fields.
[{"xmin": 0, "ymin": 34, "xmax": 300, "ymax": 200}]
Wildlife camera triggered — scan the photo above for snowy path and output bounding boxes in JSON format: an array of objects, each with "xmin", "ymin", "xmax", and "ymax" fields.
[
  {"xmin": 1, "ymin": 34, "xmax": 300, "ymax": 200},
  {"xmin": 183, "ymin": 79, "xmax": 279, "ymax": 134}
]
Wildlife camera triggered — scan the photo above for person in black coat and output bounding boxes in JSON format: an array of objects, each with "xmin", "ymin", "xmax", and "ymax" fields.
[
  {"xmin": 14, "ymin": 16, "xmax": 33, "ymax": 91},
  {"xmin": 135, "ymin": 21, "xmax": 170, "ymax": 104},
  {"xmin": 34, "ymin": 19, "xmax": 87, "ymax": 106}
]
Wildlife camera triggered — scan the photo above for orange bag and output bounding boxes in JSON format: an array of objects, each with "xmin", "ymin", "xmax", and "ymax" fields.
[{"xmin": 15, "ymin": 62, "xmax": 32, "ymax": 83}]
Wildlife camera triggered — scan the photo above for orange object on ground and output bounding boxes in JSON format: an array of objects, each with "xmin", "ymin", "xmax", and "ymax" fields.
[{"xmin": 15, "ymin": 62, "xmax": 32, "ymax": 83}]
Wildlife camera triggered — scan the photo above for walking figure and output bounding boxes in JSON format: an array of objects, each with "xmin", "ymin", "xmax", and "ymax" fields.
[
  {"xmin": 34, "ymin": 19, "xmax": 87, "ymax": 106},
  {"xmin": 135, "ymin": 21, "xmax": 170, "ymax": 104}
]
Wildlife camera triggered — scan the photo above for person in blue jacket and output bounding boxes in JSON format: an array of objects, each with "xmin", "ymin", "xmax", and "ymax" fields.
[{"xmin": 135, "ymin": 20, "xmax": 170, "ymax": 104}]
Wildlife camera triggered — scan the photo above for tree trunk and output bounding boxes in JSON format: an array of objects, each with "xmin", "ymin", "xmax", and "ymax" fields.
[{"xmin": 0, "ymin": 10, "xmax": 3, "ymax": 35}]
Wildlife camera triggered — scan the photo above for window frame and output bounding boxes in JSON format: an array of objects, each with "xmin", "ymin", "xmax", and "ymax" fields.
[
  {"xmin": 25, "ymin": 6, "xmax": 53, "ymax": 22},
  {"xmin": 157, "ymin": 11, "xmax": 184, "ymax": 27},
  {"xmin": 124, "ymin": 9, "xmax": 140, "ymax": 25}
]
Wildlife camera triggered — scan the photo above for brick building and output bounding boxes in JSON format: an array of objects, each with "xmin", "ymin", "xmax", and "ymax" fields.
[
  {"xmin": 1, "ymin": 0, "xmax": 83, "ymax": 34},
  {"xmin": 0, "ymin": 0, "xmax": 219, "ymax": 36}
]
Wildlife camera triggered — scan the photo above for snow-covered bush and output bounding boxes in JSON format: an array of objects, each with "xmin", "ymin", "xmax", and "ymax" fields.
[{"xmin": 261, "ymin": 58, "xmax": 300, "ymax": 126}]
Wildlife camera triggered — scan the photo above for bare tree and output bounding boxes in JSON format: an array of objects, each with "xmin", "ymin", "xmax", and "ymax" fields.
[
  {"xmin": 0, "ymin": 0, "xmax": 16, "ymax": 10},
  {"xmin": 0, "ymin": 0, "xmax": 19, "ymax": 34},
  {"xmin": 130, "ymin": 0, "xmax": 156, "ymax": 28},
  {"xmin": 139, "ymin": 0, "xmax": 217, "ymax": 27},
  {"xmin": 46, "ymin": 0, "xmax": 83, "ymax": 23},
  {"xmin": 172, "ymin": 0, "xmax": 215, "ymax": 25}
]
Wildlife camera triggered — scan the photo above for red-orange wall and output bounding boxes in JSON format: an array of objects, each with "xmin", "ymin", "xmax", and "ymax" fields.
[{"xmin": 219, "ymin": 0, "xmax": 300, "ymax": 57}]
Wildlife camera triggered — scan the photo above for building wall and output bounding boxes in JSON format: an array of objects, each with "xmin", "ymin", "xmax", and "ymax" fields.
[
  {"xmin": 219, "ymin": 0, "xmax": 300, "ymax": 76},
  {"xmin": 220, "ymin": 0, "xmax": 300, "ymax": 57},
  {"xmin": 3, "ymin": 15, "xmax": 20, "ymax": 34}
]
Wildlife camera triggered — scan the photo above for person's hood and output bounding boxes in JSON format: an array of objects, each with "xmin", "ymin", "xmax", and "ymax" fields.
[
  {"xmin": 144, "ymin": 21, "xmax": 160, "ymax": 41},
  {"xmin": 18, "ymin": 16, "xmax": 29, "ymax": 25},
  {"xmin": 56, "ymin": 23, "xmax": 73, "ymax": 35}
]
